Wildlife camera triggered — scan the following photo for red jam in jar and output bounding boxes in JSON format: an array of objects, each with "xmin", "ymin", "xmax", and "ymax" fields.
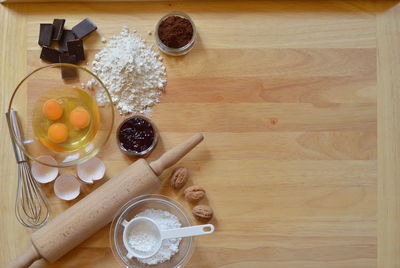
[{"xmin": 117, "ymin": 116, "xmax": 157, "ymax": 155}]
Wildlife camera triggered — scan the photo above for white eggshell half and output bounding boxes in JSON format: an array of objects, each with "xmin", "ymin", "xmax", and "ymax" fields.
[
  {"xmin": 77, "ymin": 157, "xmax": 105, "ymax": 184},
  {"xmin": 31, "ymin": 155, "xmax": 59, "ymax": 184},
  {"xmin": 54, "ymin": 174, "xmax": 81, "ymax": 201}
]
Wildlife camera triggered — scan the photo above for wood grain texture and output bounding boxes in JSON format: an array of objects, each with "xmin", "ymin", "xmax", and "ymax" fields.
[
  {"xmin": 376, "ymin": 2, "xmax": 400, "ymax": 268},
  {"xmin": 2, "ymin": 0, "xmax": 397, "ymax": 267},
  {"xmin": 0, "ymin": 3, "xmax": 33, "ymax": 267}
]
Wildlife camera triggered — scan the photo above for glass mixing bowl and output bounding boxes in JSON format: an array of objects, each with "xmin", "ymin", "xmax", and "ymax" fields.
[
  {"xmin": 7, "ymin": 63, "xmax": 114, "ymax": 167},
  {"xmin": 110, "ymin": 194, "xmax": 195, "ymax": 268}
]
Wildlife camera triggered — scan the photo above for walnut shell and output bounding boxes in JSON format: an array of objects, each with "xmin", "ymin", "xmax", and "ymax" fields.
[
  {"xmin": 169, "ymin": 167, "xmax": 189, "ymax": 189},
  {"xmin": 192, "ymin": 205, "xmax": 213, "ymax": 221},
  {"xmin": 184, "ymin": 185, "xmax": 206, "ymax": 203}
]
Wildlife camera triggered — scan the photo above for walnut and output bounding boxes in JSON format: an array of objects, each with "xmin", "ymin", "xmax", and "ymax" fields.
[
  {"xmin": 169, "ymin": 167, "xmax": 189, "ymax": 189},
  {"xmin": 184, "ymin": 185, "xmax": 206, "ymax": 203},
  {"xmin": 192, "ymin": 205, "xmax": 213, "ymax": 221}
]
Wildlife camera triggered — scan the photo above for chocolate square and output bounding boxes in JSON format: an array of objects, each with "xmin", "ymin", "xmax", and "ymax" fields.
[
  {"xmin": 67, "ymin": 39, "xmax": 85, "ymax": 62},
  {"xmin": 59, "ymin": 54, "xmax": 78, "ymax": 79},
  {"xmin": 40, "ymin": 47, "xmax": 61, "ymax": 63},
  {"xmin": 58, "ymin": 30, "xmax": 77, "ymax": 53},
  {"xmin": 72, "ymin": 18, "xmax": 97, "ymax": 39},
  {"xmin": 52, "ymin": 19, "xmax": 65, "ymax": 41},
  {"xmin": 38, "ymin": 24, "xmax": 53, "ymax": 47},
  {"xmin": 59, "ymin": 54, "xmax": 77, "ymax": 64}
]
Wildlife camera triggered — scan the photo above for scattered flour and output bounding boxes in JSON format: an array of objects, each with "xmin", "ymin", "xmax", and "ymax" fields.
[
  {"xmin": 88, "ymin": 27, "xmax": 167, "ymax": 114},
  {"xmin": 133, "ymin": 209, "xmax": 181, "ymax": 265}
]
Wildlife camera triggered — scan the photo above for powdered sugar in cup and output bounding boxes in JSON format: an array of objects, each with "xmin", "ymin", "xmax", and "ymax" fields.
[{"xmin": 110, "ymin": 194, "xmax": 195, "ymax": 268}]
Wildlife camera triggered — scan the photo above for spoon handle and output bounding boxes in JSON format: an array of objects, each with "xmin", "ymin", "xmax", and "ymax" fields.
[{"xmin": 161, "ymin": 224, "xmax": 214, "ymax": 240}]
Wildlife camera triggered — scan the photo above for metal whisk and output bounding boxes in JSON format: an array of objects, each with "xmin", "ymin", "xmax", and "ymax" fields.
[{"xmin": 7, "ymin": 110, "xmax": 50, "ymax": 228}]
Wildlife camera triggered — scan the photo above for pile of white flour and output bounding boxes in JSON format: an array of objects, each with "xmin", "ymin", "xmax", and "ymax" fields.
[
  {"xmin": 130, "ymin": 209, "xmax": 182, "ymax": 265},
  {"xmin": 88, "ymin": 27, "xmax": 167, "ymax": 114}
]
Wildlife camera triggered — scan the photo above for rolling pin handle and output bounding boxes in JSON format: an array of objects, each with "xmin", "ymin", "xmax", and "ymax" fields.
[
  {"xmin": 150, "ymin": 133, "xmax": 204, "ymax": 176},
  {"xmin": 7, "ymin": 245, "xmax": 42, "ymax": 268}
]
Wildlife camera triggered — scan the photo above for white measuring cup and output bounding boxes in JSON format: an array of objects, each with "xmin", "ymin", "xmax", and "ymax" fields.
[{"xmin": 122, "ymin": 217, "xmax": 214, "ymax": 259}]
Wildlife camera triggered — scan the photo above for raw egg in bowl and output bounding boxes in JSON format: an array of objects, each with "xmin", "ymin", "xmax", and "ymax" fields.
[{"xmin": 7, "ymin": 64, "xmax": 114, "ymax": 168}]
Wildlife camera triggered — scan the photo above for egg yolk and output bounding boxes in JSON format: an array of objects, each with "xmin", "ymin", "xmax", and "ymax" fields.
[
  {"xmin": 69, "ymin": 107, "xmax": 91, "ymax": 129},
  {"xmin": 42, "ymin": 99, "xmax": 63, "ymax": 121},
  {"xmin": 48, "ymin": 123, "xmax": 68, "ymax": 143}
]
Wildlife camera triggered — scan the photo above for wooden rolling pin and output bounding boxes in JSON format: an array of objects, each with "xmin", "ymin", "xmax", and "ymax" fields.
[{"xmin": 7, "ymin": 133, "xmax": 204, "ymax": 268}]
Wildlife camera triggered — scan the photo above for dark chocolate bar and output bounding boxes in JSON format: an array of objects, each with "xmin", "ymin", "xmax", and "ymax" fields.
[
  {"xmin": 38, "ymin": 24, "xmax": 53, "ymax": 47},
  {"xmin": 59, "ymin": 54, "xmax": 77, "ymax": 64},
  {"xmin": 59, "ymin": 54, "xmax": 78, "ymax": 79},
  {"xmin": 40, "ymin": 47, "xmax": 61, "ymax": 63},
  {"xmin": 71, "ymin": 18, "xmax": 97, "ymax": 39},
  {"xmin": 52, "ymin": 19, "xmax": 65, "ymax": 41},
  {"xmin": 67, "ymin": 39, "xmax": 85, "ymax": 62},
  {"xmin": 58, "ymin": 30, "xmax": 77, "ymax": 53}
]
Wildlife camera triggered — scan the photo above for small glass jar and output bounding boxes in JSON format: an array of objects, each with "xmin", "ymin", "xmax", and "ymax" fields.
[
  {"xmin": 116, "ymin": 115, "xmax": 158, "ymax": 157},
  {"xmin": 155, "ymin": 11, "xmax": 197, "ymax": 56}
]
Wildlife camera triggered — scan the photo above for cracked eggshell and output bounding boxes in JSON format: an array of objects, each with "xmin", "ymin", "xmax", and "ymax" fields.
[
  {"xmin": 76, "ymin": 157, "xmax": 105, "ymax": 184},
  {"xmin": 54, "ymin": 174, "xmax": 81, "ymax": 201},
  {"xmin": 31, "ymin": 155, "xmax": 59, "ymax": 183}
]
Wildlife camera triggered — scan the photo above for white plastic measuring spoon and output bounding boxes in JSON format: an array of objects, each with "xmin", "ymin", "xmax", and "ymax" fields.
[{"xmin": 122, "ymin": 217, "xmax": 214, "ymax": 259}]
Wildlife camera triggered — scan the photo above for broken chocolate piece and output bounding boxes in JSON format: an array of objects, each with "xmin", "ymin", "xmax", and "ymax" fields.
[
  {"xmin": 40, "ymin": 47, "xmax": 61, "ymax": 63},
  {"xmin": 71, "ymin": 18, "xmax": 97, "ymax": 39},
  {"xmin": 38, "ymin": 24, "xmax": 53, "ymax": 47},
  {"xmin": 59, "ymin": 54, "xmax": 77, "ymax": 64},
  {"xmin": 58, "ymin": 30, "xmax": 77, "ymax": 53},
  {"xmin": 59, "ymin": 55, "xmax": 78, "ymax": 79},
  {"xmin": 52, "ymin": 19, "xmax": 65, "ymax": 41},
  {"xmin": 67, "ymin": 39, "xmax": 85, "ymax": 62}
]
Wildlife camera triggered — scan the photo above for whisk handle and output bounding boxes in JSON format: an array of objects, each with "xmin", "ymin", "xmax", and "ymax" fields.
[
  {"xmin": 7, "ymin": 245, "xmax": 42, "ymax": 268},
  {"xmin": 6, "ymin": 110, "xmax": 27, "ymax": 163}
]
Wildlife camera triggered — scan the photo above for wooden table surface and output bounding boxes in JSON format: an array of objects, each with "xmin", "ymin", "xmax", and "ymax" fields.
[{"xmin": 1, "ymin": 1, "xmax": 399, "ymax": 267}]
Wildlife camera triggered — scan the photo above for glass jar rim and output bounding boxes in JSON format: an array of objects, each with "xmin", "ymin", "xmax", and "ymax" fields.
[
  {"xmin": 155, "ymin": 11, "xmax": 197, "ymax": 53},
  {"xmin": 116, "ymin": 115, "xmax": 159, "ymax": 156}
]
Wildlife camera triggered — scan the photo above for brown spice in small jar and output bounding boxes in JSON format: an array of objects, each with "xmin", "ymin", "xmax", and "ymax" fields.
[{"xmin": 158, "ymin": 16, "xmax": 193, "ymax": 48}]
